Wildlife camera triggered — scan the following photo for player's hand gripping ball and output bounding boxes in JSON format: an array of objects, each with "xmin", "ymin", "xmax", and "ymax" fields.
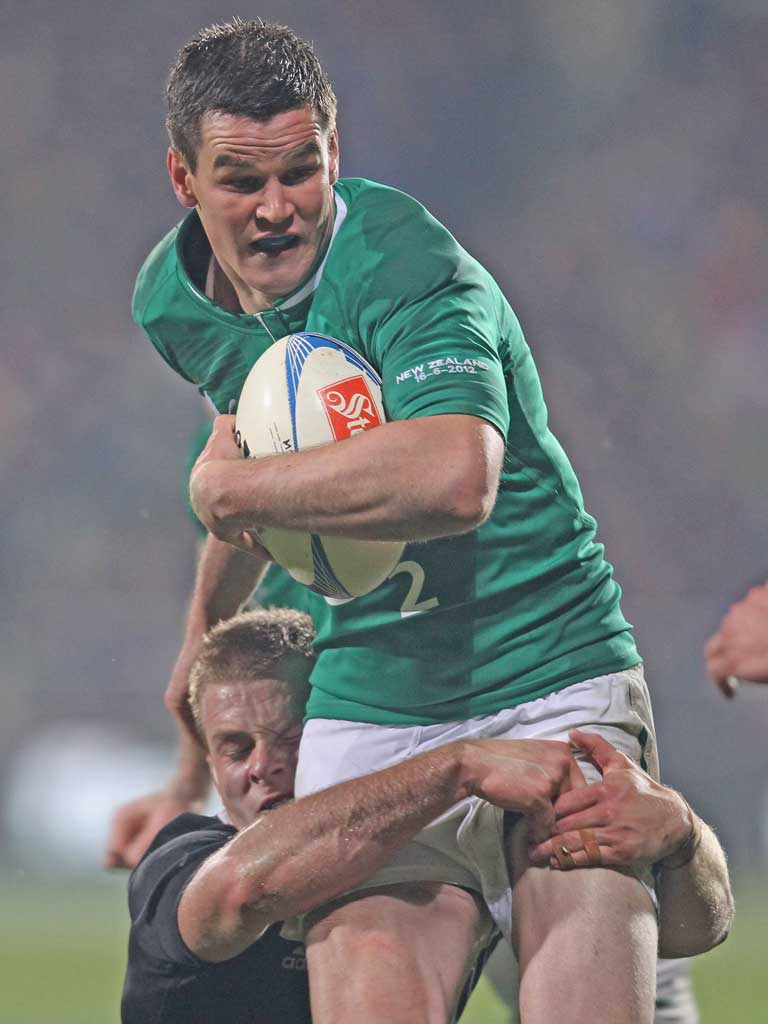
[{"xmin": 235, "ymin": 333, "xmax": 405, "ymax": 599}]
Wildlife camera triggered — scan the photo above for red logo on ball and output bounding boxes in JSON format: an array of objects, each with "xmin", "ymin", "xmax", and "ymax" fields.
[{"xmin": 318, "ymin": 376, "xmax": 382, "ymax": 439}]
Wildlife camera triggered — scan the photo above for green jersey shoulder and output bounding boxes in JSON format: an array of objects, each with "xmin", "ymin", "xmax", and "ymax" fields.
[{"xmin": 135, "ymin": 177, "xmax": 639, "ymax": 725}]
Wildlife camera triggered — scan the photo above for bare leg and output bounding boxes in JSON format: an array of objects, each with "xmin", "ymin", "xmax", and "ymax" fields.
[
  {"xmin": 306, "ymin": 882, "xmax": 486, "ymax": 1024},
  {"xmin": 507, "ymin": 818, "xmax": 657, "ymax": 1024}
]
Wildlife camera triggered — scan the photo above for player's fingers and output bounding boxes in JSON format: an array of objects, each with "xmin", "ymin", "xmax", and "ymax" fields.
[
  {"xmin": 715, "ymin": 674, "xmax": 739, "ymax": 699},
  {"xmin": 705, "ymin": 637, "xmax": 735, "ymax": 692},
  {"xmin": 548, "ymin": 845, "xmax": 621, "ymax": 870},
  {"xmin": 105, "ymin": 849, "xmax": 131, "ymax": 870},
  {"xmin": 104, "ymin": 810, "xmax": 141, "ymax": 867},
  {"xmin": 567, "ymin": 753, "xmax": 588, "ymax": 790},
  {"xmin": 105, "ymin": 831, "xmax": 138, "ymax": 869},
  {"xmin": 704, "ymin": 631, "xmax": 723, "ymax": 659},
  {"xmin": 552, "ymin": 807, "xmax": 610, "ymax": 834},
  {"xmin": 105, "ymin": 838, "xmax": 131, "ymax": 868},
  {"xmin": 238, "ymin": 531, "xmax": 272, "ymax": 560},
  {"xmin": 216, "ymin": 413, "xmax": 236, "ymax": 432},
  {"xmin": 124, "ymin": 831, "xmax": 155, "ymax": 869},
  {"xmin": 705, "ymin": 637, "xmax": 740, "ymax": 694},
  {"xmin": 570, "ymin": 730, "xmax": 630, "ymax": 772},
  {"xmin": 104, "ymin": 842, "xmax": 125, "ymax": 869},
  {"xmin": 212, "ymin": 413, "xmax": 234, "ymax": 427},
  {"xmin": 552, "ymin": 784, "xmax": 601, "ymax": 819},
  {"xmin": 525, "ymin": 796, "xmax": 556, "ymax": 845},
  {"xmin": 532, "ymin": 829, "xmax": 609, "ymax": 869}
]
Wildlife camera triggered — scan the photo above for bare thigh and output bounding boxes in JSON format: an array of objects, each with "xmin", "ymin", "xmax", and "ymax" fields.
[
  {"xmin": 507, "ymin": 817, "xmax": 658, "ymax": 1024},
  {"xmin": 305, "ymin": 882, "xmax": 487, "ymax": 1024}
]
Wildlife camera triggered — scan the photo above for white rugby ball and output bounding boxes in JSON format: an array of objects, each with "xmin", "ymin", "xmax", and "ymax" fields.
[{"xmin": 235, "ymin": 333, "xmax": 405, "ymax": 600}]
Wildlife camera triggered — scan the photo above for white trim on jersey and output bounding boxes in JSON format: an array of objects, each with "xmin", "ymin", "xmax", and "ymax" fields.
[
  {"xmin": 204, "ymin": 249, "xmax": 216, "ymax": 302},
  {"xmin": 279, "ymin": 193, "xmax": 348, "ymax": 311}
]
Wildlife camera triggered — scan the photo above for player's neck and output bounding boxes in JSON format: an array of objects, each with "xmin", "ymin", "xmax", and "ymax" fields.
[
  {"xmin": 211, "ymin": 259, "xmax": 248, "ymax": 314},
  {"xmin": 212, "ymin": 258, "xmax": 285, "ymax": 316}
]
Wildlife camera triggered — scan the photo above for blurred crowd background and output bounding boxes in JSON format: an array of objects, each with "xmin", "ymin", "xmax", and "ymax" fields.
[{"xmin": 2, "ymin": 0, "xmax": 766, "ymax": 890}]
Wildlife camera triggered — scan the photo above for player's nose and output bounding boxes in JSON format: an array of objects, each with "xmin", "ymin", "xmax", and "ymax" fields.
[
  {"xmin": 255, "ymin": 178, "xmax": 294, "ymax": 224},
  {"xmin": 248, "ymin": 738, "xmax": 282, "ymax": 782}
]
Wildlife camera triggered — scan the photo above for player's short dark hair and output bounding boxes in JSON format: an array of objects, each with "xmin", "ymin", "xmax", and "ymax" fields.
[
  {"xmin": 166, "ymin": 17, "xmax": 337, "ymax": 170},
  {"xmin": 189, "ymin": 608, "xmax": 315, "ymax": 738}
]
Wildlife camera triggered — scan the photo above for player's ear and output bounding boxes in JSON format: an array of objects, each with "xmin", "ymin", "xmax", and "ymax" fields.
[
  {"xmin": 327, "ymin": 128, "xmax": 340, "ymax": 185},
  {"xmin": 167, "ymin": 147, "xmax": 198, "ymax": 208}
]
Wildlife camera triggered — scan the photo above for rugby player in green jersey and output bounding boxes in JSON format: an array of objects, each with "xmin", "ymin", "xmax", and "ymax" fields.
[{"xmin": 123, "ymin": 18, "xmax": 711, "ymax": 1023}]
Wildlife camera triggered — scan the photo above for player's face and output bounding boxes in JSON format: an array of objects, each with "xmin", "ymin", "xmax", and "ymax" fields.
[
  {"xmin": 168, "ymin": 107, "xmax": 339, "ymax": 313},
  {"xmin": 202, "ymin": 670, "xmax": 307, "ymax": 829}
]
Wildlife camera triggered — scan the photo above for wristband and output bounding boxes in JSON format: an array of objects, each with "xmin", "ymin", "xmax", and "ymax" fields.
[{"xmin": 658, "ymin": 798, "xmax": 703, "ymax": 870}]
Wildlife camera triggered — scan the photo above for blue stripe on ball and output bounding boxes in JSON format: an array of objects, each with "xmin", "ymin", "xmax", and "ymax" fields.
[
  {"xmin": 295, "ymin": 333, "xmax": 383, "ymax": 386},
  {"xmin": 308, "ymin": 534, "xmax": 352, "ymax": 599}
]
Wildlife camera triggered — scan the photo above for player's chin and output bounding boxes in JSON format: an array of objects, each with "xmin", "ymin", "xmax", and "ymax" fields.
[{"xmin": 243, "ymin": 249, "xmax": 310, "ymax": 288}]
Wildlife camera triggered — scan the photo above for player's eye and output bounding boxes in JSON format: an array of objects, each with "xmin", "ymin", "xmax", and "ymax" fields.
[
  {"xmin": 226, "ymin": 177, "xmax": 264, "ymax": 193},
  {"xmin": 223, "ymin": 742, "xmax": 252, "ymax": 760},
  {"xmin": 281, "ymin": 165, "xmax": 317, "ymax": 186}
]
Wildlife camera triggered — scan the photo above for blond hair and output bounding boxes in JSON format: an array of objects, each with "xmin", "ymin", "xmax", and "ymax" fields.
[{"xmin": 188, "ymin": 608, "xmax": 315, "ymax": 737}]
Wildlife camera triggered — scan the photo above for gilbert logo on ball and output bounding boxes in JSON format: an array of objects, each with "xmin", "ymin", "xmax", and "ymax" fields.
[{"xmin": 235, "ymin": 333, "xmax": 405, "ymax": 600}]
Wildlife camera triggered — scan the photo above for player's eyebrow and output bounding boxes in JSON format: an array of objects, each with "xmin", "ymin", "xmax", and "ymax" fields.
[
  {"xmin": 212, "ymin": 154, "xmax": 258, "ymax": 171},
  {"xmin": 210, "ymin": 729, "xmax": 250, "ymax": 746},
  {"xmin": 281, "ymin": 141, "xmax": 322, "ymax": 164},
  {"xmin": 212, "ymin": 142, "xmax": 322, "ymax": 171}
]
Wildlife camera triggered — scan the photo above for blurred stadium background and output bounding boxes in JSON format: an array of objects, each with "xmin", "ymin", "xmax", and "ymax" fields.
[{"xmin": 2, "ymin": 1, "xmax": 766, "ymax": 1020}]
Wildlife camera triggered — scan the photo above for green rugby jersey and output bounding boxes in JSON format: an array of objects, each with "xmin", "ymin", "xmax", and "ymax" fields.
[{"xmin": 135, "ymin": 177, "xmax": 640, "ymax": 724}]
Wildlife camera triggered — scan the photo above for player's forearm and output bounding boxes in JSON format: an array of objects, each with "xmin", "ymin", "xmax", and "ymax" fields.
[
  {"xmin": 191, "ymin": 415, "xmax": 502, "ymax": 542},
  {"xmin": 166, "ymin": 536, "xmax": 268, "ymax": 740},
  {"xmin": 185, "ymin": 534, "xmax": 268, "ymax": 633},
  {"xmin": 656, "ymin": 817, "xmax": 734, "ymax": 958},
  {"xmin": 166, "ymin": 723, "xmax": 211, "ymax": 799},
  {"xmin": 179, "ymin": 741, "xmax": 474, "ymax": 961},
  {"xmin": 180, "ymin": 737, "xmax": 574, "ymax": 960}
]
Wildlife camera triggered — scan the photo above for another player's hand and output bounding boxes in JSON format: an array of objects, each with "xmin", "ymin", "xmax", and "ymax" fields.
[
  {"xmin": 464, "ymin": 738, "xmax": 585, "ymax": 844},
  {"xmin": 528, "ymin": 730, "xmax": 692, "ymax": 869},
  {"xmin": 705, "ymin": 584, "xmax": 768, "ymax": 695},
  {"xmin": 105, "ymin": 783, "xmax": 209, "ymax": 869}
]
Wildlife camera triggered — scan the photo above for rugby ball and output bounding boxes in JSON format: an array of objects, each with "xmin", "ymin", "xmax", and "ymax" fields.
[{"xmin": 235, "ymin": 333, "xmax": 405, "ymax": 599}]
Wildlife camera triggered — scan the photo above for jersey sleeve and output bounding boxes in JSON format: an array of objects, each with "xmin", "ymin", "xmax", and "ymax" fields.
[
  {"xmin": 132, "ymin": 226, "xmax": 196, "ymax": 384},
  {"xmin": 357, "ymin": 193, "xmax": 511, "ymax": 438},
  {"xmin": 127, "ymin": 819, "xmax": 233, "ymax": 967}
]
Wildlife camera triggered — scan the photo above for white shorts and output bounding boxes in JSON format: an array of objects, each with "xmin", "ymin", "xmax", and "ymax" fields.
[{"xmin": 293, "ymin": 665, "xmax": 657, "ymax": 941}]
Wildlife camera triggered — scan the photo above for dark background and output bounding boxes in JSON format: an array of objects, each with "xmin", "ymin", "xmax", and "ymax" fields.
[{"xmin": 2, "ymin": 0, "xmax": 766, "ymax": 873}]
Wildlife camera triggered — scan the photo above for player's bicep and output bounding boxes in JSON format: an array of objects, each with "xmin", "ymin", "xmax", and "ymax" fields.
[{"xmin": 374, "ymin": 288, "xmax": 510, "ymax": 439}]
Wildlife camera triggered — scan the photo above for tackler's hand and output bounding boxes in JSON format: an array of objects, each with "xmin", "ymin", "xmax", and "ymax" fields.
[{"xmin": 528, "ymin": 730, "xmax": 692, "ymax": 870}]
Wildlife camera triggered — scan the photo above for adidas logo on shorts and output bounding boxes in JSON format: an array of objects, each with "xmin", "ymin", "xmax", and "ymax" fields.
[{"xmin": 281, "ymin": 946, "xmax": 307, "ymax": 971}]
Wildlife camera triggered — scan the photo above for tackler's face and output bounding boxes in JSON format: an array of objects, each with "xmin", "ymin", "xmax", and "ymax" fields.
[
  {"xmin": 201, "ymin": 671, "xmax": 306, "ymax": 829},
  {"xmin": 169, "ymin": 107, "xmax": 339, "ymax": 312}
]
